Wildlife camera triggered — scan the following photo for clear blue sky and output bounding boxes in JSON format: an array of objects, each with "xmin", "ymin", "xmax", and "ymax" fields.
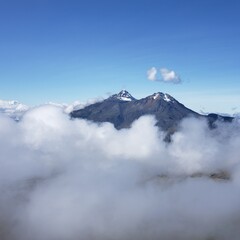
[{"xmin": 0, "ymin": 0, "xmax": 240, "ymax": 113}]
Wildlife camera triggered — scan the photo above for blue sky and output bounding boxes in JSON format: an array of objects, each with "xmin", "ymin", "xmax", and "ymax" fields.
[{"xmin": 0, "ymin": 0, "xmax": 240, "ymax": 113}]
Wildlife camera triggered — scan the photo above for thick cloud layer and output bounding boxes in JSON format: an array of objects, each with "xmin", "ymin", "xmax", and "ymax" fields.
[{"xmin": 1, "ymin": 105, "xmax": 240, "ymax": 240}]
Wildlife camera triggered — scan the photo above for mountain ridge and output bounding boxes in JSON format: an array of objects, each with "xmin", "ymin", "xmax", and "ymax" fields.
[
  {"xmin": 0, "ymin": 91, "xmax": 235, "ymax": 129},
  {"xmin": 71, "ymin": 90, "xmax": 233, "ymax": 132}
]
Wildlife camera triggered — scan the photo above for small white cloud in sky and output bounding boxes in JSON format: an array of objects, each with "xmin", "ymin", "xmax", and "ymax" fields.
[
  {"xmin": 160, "ymin": 68, "xmax": 181, "ymax": 83},
  {"xmin": 147, "ymin": 67, "xmax": 181, "ymax": 84},
  {"xmin": 147, "ymin": 67, "xmax": 157, "ymax": 81}
]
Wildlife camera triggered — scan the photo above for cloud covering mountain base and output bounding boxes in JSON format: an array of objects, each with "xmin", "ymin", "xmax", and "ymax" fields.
[{"xmin": 1, "ymin": 105, "xmax": 240, "ymax": 240}]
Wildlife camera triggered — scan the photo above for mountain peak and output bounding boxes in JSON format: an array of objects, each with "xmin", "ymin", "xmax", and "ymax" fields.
[
  {"xmin": 110, "ymin": 90, "xmax": 136, "ymax": 102},
  {"xmin": 149, "ymin": 92, "xmax": 175, "ymax": 103}
]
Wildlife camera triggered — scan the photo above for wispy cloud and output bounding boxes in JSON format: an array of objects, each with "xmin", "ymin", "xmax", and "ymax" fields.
[{"xmin": 147, "ymin": 67, "xmax": 182, "ymax": 84}]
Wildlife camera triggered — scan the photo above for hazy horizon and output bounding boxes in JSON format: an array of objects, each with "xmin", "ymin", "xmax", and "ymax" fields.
[{"xmin": 1, "ymin": 88, "xmax": 240, "ymax": 116}]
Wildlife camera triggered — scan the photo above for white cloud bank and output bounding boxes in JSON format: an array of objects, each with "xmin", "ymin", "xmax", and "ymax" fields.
[
  {"xmin": 147, "ymin": 67, "xmax": 182, "ymax": 84},
  {"xmin": 0, "ymin": 106, "xmax": 240, "ymax": 240}
]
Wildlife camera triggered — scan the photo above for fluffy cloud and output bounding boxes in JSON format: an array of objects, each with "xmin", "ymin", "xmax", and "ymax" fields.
[
  {"xmin": 160, "ymin": 68, "xmax": 181, "ymax": 83},
  {"xmin": 0, "ymin": 106, "xmax": 240, "ymax": 240},
  {"xmin": 147, "ymin": 67, "xmax": 182, "ymax": 84},
  {"xmin": 147, "ymin": 67, "xmax": 157, "ymax": 81}
]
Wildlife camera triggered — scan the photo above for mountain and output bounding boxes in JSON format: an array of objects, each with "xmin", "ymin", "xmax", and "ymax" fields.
[
  {"xmin": 0, "ymin": 100, "xmax": 29, "ymax": 120},
  {"xmin": 1, "ymin": 92, "xmax": 234, "ymax": 131},
  {"xmin": 71, "ymin": 90, "xmax": 204, "ymax": 132},
  {"xmin": 70, "ymin": 90, "xmax": 234, "ymax": 132}
]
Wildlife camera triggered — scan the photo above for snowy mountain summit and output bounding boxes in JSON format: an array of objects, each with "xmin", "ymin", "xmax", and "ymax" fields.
[
  {"xmin": 110, "ymin": 90, "xmax": 136, "ymax": 101},
  {"xmin": 0, "ymin": 100, "xmax": 29, "ymax": 120},
  {"xmin": 150, "ymin": 92, "xmax": 175, "ymax": 103}
]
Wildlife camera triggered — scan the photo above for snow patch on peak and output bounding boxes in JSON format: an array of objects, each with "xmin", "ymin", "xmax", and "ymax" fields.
[
  {"xmin": 118, "ymin": 97, "xmax": 132, "ymax": 101},
  {"xmin": 150, "ymin": 92, "xmax": 174, "ymax": 103},
  {"xmin": 153, "ymin": 93, "xmax": 160, "ymax": 100},
  {"xmin": 163, "ymin": 94, "xmax": 172, "ymax": 102},
  {"xmin": 112, "ymin": 90, "xmax": 136, "ymax": 101}
]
